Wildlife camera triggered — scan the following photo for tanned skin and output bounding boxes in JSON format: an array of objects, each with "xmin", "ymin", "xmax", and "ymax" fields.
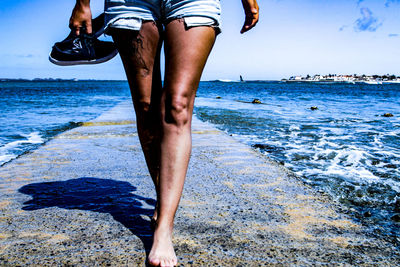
[{"xmin": 70, "ymin": 1, "xmax": 259, "ymax": 266}]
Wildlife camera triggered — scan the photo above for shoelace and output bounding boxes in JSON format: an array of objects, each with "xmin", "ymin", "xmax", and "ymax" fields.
[
  {"xmin": 75, "ymin": 25, "xmax": 96, "ymax": 59},
  {"xmin": 69, "ymin": 33, "xmax": 96, "ymax": 59}
]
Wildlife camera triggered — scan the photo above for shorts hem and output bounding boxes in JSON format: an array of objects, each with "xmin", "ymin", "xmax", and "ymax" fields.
[
  {"xmin": 185, "ymin": 15, "xmax": 221, "ymax": 34},
  {"xmin": 104, "ymin": 15, "xmax": 221, "ymax": 35},
  {"xmin": 104, "ymin": 16, "xmax": 147, "ymax": 34}
]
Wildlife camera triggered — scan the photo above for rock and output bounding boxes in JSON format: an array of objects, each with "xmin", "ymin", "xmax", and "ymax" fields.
[
  {"xmin": 391, "ymin": 214, "xmax": 400, "ymax": 222},
  {"xmin": 394, "ymin": 199, "xmax": 400, "ymax": 213},
  {"xmin": 383, "ymin": 113, "xmax": 394, "ymax": 117},
  {"xmin": 252, "ymin": 144, "xmax": 285, "ymax": 153},
  {"xmin": 363, "ymin": 211, "xmax": 372, "ymax": 217},
  {"xmin": 253, "ymin": 144, "xmax": 269, "ymax": 149},
  {"xmin": 384, "ymin": 164, "xmax": 397, "ymax": 169},
  {"xmin": 371, "ymin": 160, "xmax": 380, "ymax": 166},
  {"xmin": 252, "ymin": 99, "xmax": 262, "ymax": 104},
  {"xmin": 310, "ymin": 106, "xmax": 318, "ymax": 111}
]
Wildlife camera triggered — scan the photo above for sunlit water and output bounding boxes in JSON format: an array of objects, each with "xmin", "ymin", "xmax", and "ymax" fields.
[
  {"xmin": 0, "ymin": 81, "xmax": 130, "ymax": 164},
  {"xmin": 195, "ymin": 81, "xmax": 400, "ymax": 240}
]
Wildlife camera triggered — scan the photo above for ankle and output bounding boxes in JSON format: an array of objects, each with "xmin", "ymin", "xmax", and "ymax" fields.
[{"xmin": 154, "ymin": 221, "xmax": 173, "ymax": 236}]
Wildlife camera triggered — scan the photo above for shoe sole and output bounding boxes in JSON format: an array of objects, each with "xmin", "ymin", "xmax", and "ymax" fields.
[{"xmin": 49, "ymin": 49, "xmax": 118, "ymax": 66}]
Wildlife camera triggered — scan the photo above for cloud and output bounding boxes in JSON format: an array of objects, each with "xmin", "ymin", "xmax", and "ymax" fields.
[
  {"xmin": 385, "ymin": 0, "xmax": 400, "ymax": 7},
  {"xmin": 388, "ymin": 33, "xmax": 399, "ymax": 37},
  {"xmin": 358, "ymin": 0, "xmax": 400, "ymax": 7},
  {"xmin": 16, "ymin": 54, "xmax": 34, "ymax": 58},
  {"xmin": 354, "ymin": 7, "xmax": 382, "ymax": 32}
]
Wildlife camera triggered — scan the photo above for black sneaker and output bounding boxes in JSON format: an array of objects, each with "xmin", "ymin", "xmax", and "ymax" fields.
[{"xmin": 49, "ymin": 14, "xmax": 118, "ymax": 66}]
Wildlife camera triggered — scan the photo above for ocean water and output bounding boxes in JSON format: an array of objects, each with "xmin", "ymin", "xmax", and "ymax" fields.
[
  {"xmin": 195, "ymin": 81, "xmax": 400, "ymax": 241},
  {"xmin": 0, "ymin": 80, "xmax": 130, "ymax": 165},
  {"xmin": 1, "ymin": 80, "xmax": 399, "ymax": 241}
]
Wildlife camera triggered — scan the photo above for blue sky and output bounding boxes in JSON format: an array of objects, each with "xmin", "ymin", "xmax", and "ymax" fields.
[{"xmin": 0, "ymin": 0, "xmax": 399, "ymax": 80}]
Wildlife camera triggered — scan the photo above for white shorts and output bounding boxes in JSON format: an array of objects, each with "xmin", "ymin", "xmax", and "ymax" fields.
[{"xmin": 104, "ymin": 0, "xmax": 221, "ymax": 33}]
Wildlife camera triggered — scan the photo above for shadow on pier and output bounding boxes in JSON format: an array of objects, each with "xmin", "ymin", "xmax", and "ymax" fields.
[{"xmin": 18, "ymin": 177, "xmax": 155, "ymax": 254}]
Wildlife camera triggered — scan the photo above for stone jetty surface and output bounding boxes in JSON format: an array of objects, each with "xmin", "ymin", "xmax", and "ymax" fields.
[{"xmin": 0, "ymin": 101, "xmax": 399, "ymax": 266}]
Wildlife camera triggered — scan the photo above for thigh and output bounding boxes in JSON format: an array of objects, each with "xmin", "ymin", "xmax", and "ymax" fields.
[
  {"xmin": 163, "ymin": 19, "xmax": 217, "ymax": 109},
  {"xmin": 110, "ymin": 22, "xmax": 162, "ymax": 107}
]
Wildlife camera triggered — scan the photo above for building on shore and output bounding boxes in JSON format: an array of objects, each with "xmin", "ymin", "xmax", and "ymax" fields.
[{"xmin": 281, "ymin": 74, "xmax": 400, "ymax": 84}]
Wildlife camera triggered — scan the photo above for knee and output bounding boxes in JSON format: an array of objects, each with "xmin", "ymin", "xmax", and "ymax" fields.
[
  {"xmin": 136, "ymin": 99, "xmax": 151, "ymax": 113},
  {"xmin": 164, "ymin": 96, "xmax": 190, "ymax": 127}
]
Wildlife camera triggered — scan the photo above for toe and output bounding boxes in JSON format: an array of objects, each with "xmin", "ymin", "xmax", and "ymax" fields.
[
  {"xmin": 148, "ymin": 256, "xmax": 160, "ymax": 267},
  {"xmin": 160, "ymin": 258, "xmax": 167, "ymax": 267}
]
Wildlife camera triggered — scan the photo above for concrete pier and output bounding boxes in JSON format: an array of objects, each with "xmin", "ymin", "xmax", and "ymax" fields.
[{"xmin": 0, "ymin": 101, "xmax": 399, "ymax": 266}]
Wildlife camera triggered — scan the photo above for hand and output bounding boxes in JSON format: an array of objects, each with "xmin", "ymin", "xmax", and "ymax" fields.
[
  {"xmin": 69, "ymin": 2, "xmax": 92, "ymax": 35},
  {"xmin": 240, "ymin": 0, "xmax": 259, "ymax": 34}
]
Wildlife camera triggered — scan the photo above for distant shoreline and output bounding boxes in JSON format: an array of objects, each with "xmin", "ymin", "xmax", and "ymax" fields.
[
  {"xmin": 0, "ymin": 78, "xmax": 126, "ymax": 82},
  {"xmin": 282, "ymin": 74, "xmax": 400, "ymax": 85},
  {"xmin": 2, "ymin": 78, "xmax": 400, "ymax": 84},
  {"xmin": 281, "ymin": 80, "xmax": 400, "ymax": 85}
]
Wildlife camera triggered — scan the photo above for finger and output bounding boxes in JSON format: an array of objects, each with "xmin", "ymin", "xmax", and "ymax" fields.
[
  {"xmin": 72, "ymin": 24, "xmax": 80, "ymax": 36},
  {"xmin": 240, "ymin": 13, "xmax": 259, "ymax": 33},
  {"xmin": 75, "ymin": 26, "xmax": 80, "ymax": 36},
  {"xmin": 86, "ymin": 22, "xmax": 92, "ymax": 35},
  {"xmin": 251, "ymin": 7, "xmax": 260, "ymax": 27},
  {"xmin": 69, "ymin": 20, "xmax": 80, "ymax": 36},
  {"xmin": 76, "ymin": 24, "xmax": 81, "ymax": 36}
]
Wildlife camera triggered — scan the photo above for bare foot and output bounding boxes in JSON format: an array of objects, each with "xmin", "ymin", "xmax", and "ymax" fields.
[{"xmin": 148, "ymin": 226, "xmax": 177, "ymax": 267}]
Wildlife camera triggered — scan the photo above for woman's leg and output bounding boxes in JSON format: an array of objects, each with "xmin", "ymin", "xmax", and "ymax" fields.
[
  {"xmin": 111, "ymin": 23, "xmax": 163, "ymax": 217},
  {"xmin": 148, "ymin": 19, "xmax": 216, "ymax": 267}
]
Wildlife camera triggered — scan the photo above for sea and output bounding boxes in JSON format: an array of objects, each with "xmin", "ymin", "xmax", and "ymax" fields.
[{"xmin": 1, "ymin": 80, "xmax": 399, "ymax": 243}]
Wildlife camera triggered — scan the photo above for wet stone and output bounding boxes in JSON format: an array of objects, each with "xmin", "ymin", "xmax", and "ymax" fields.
[{"xmin": 391, "ymin": 214, "xmax": 400, "ymax": 222}]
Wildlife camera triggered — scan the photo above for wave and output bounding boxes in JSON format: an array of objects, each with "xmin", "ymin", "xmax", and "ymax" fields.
[
  {"xmin": 0, "ymin": 132, "xmax": 44, "ymax": 165},
  {"xmin": 0, "ymin": 121, "xmax": 83, "ymax": 166},
  {"xmin": 0, "ymin": 132, "xmax": 44, "ymax": 151}
]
